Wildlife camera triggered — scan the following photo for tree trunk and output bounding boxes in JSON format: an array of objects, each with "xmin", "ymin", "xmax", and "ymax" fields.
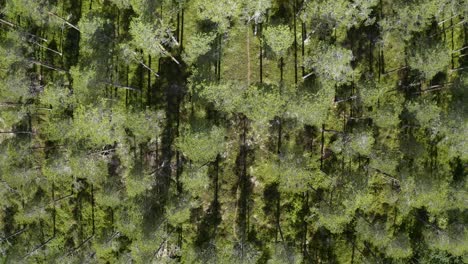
[
  {"xmin": 294, "ymin": 0, "xmax": 298, "ymax": 84},
  {"xmin": 214, "ymin": 154, "xmax": 219, "ymax": 204},
  {"xmin": 247, "ymin": 23, "xmax": 251, "ymax": 87},
  {"xmin": 320, "ymin": 124, "xmax": 325, "ymax": 170},
  {"xmin": 369, "ymin": 38, "xmax": 373, "ymax": 73},
  {"xmin": 378, "ymin": 45, "xmax": 381, "ymax": 81},
  {"xmin": 280, "ymin": 57, "xmax": 284, "ymax": 85},
  {"xmin": 302, "ymin": 191, "xmax": 309, "ymax": 259},
  {"xmin": 147, "ymin": 55, "xmax": 152, "ymax": 105},
  {"xmin": 302, "ymin": 22, "xmax": 306, "ymax": 77},
  {"xmin": 277, "ymin": 118, "xmax": 282, "ymax": 155},
  {"xmin": 260, "ymin": 23, "xmax": 263, "ymax": 84},
  {"xmin": 276, "ymin": 192, "xmax": 281, "ymax": 242},
  {"xmin": 125, "ymin": 65, "xmax": 129, "ymax": 108},
  {"xmin": 240, "ymin": 116, "xmax": 248, "ymax": 248},
  {"xmin": 180, "ymin": 7, "xmax": 184, "ymax": 52},
  {"xmin": 451, "ymin": 16, "xmax": 454, "ymax": 69},
  {"xmin": 218, "ymin": 34, "xmax": 222, "ymax": 82},
  {"xmin": 176, "ymin": 94, "xmax": 182, "ymax": 194},
  {"xmin": 52, "ymin": 183, "xmax": 56, "ymax": 236},
  {"xmin": 176, "ymin": 7, "xmax": 180, "ymax": 43},
  {"xmin": 91, "ymin": 184, "xmax": 95, "ymax": 235}
]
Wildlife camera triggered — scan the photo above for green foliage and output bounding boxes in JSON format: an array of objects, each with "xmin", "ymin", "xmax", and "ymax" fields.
[
  {"xmin": 199, "ymin": 81, "xmax": 245, "ymax": 113},
  {"xmin": 244, "ymin": 86, "xmax": 284, "ymax": 123},
  {"xmin": 370, "ymin": 93, "xmax": 404, "ymax": 128},
  {"xmin": 124, "ymin": 108, "xmax": 163, "ymax": 142},
  {"xmin": 176, "ymin": 126, "xmax": 225, "ymax": 164},
  {"xmin": 286, "ymin": 81, "xmax": 335, "ymax": 127},
  {"xmin": 0, "ymin": 0, "xmax": 465, "ymax": 262},
  {"xmin": 109, "ymin": 0, "xmax": 132, "ymax": 9},
  {"xmin": 196, "ymin": 0, "xmax": 240, "ymax": 32},
  {"xmin": 3, "ymin": 0, "xmax": 56, "ymax": 26},
  {"xmin": 408, "ymin": 43, "xmax": 451, "ymax": 80},
  {"xmin": 242, "ymin": 0, "xmax": 271, "ymax": 24},
  {"xmin": 302, "ymin": 0, "xmax": 378, "ymax": 29},
  {"xmin": 69, "ymin": 104, "xmax": 124, "ymax": 147},
  {"xmin": 305, "ymin": 43, "xmax": 354, "ymax": 83},
  {"xmin": 407, "ymin": 100, "xmax": 441, "ymax": 128},
  {"xmin": 183, "ymin": 32, "xmax": 216, "ymax": 65},
  {"xmin": 332, "ymin": 130, "xmax": 375, "ymax": 157},
  {"xmin": 130, "ymin": 18, "xmax": 170, "ymax": 57},
  {"xmin": 264, "ymin": 25, "xmax": 294, "ymax": 58}
]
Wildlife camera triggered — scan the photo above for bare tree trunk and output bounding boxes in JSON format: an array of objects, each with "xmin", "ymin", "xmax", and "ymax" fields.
[
  {"xmin": 280, "ymin": 57, "xmax": 284, "ymax": 85},
  {"xmin": 451, "ymin": 15, "xmax": 455, "ymax": 69},
  {"xmin": 302, "ymin": 191, "xmax": 308, "ymax": 259},
  {"xmin": 176, "ymin": 5, "xmax": 180, "ymax": 43},
  {"xmin": 294, "ymin": 0, "xmax": 298, "ymax": 84},
  {"xmin": 260, "ymin": 23, "xmax": 263, "ymax": 84},
  {"xmin": 147, "ymin": 55, "xmax": 152, "ymax": 105},
  {"xmin": 218, "ymin": 34, "xmax": 222, "ymax": 82},
  {"xmin": 91, "ymin": 184, "xmax": 95, "ymax": 235},
  {"xmin": 125, "ymin": 65, "xmax": 129, "ymax": 108},
  {"xmin": 247, "ymin": 24, "xmax": 251, "ymax": 87},
  {"xmin": 302, "ymin": 22, "xmax": 306, "ymax": 77},
  {"xmin": 369, "ymin": 38, "xmax": 373, "ymax": 73},
  {"xmin": 180, "ymin": 8, "xmax": 184, "ymax": 52},
  {"xmin": 320, "ymin": 124, "xmax": 325, "ymax": 170}
]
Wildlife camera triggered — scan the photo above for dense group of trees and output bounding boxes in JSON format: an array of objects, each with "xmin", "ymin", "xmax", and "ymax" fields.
[{"xmin": 0, "ymin": 0, "xmax": 466, "ymax": 263}]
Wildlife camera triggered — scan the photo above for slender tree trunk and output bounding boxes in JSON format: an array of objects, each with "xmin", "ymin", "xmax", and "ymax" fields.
[
  {"xmin": 369, "ymin": 38, "xmax": 373, "ymax": 73},
  {"xmin": 392, "ymin": 206, "xmax": 398, "ymax": 235},
  {"xmin": 378, "ymin": 45, "xmax": 381, "ymax": 81},
  {"xmin": 451, "ymin": 15, "xmax": 455, "ymax": 69},
  {"xmin": 180, "ymin": 8, "xmax": 184, "ymax": 52},
  {"xmin": 247, "ymin": 23, "xmax": 251, "ymax": 87},
  {"xmin": 147, "ymin": 55, "xmax": 152, "ymax": 105},
  {"xmin": 240, "ymin": 116, "xmax": 248, "ymax": 251},
  {"xmin": 52, "ymin": 183, "xmax": 56, "ymax": 236},
  {"xmin": 214, "ymin": 59, "xmax": 218, "ymax": 78},
  {"xmin": 302, "ymin": 191, "xmax": 309, "ymax": 259},
  {"xmin": 176, "ymin": 95, "xmax": 182, "ymax": 194},
  {"xmin": 140, "ymin": 51, "xmax": 144, "ymax": 108},
  {"xmin": 175, "ymin": 93, "xmax": 183, "ymax": 251},
  {"xmin": 78, "ymin": 193, "xmax": 83, "ymax": 236},
  {"xmin": 260, "ymin": 23, "xmax": 263, "ymax": 84},
  {"xmin": 276, "ymin": 191, "xmax": 281, "ymax": 242},
  {"xmin": 379, "ymin": 2, "xmax": 387, "ymax": 77},
  {"xmin": 294, "ymin": 0, "xmax": 298, "ymax": 84},
  {"xmin": 218, "ymin": 34, "xmax": 222, "ymax": 82},
  {"xmin": 176, "ymin": 6, "xmax": 180, "ymax": 43},
  {"xmin": 280, "ymin": 57, "xmax": 284, "ymax": 85},
  {"xmin": 443, "ymin": 22, "xmax": 446, "ymax": 42},
  {"xmin": 276, "ymin": 53, "xmax": 285, "ymax": 243},
  {"xmin": 302, "ymin": 22, "xmax": 306, "ymax": 77},
  {"xmin": 91, "ymin": 184, "xmax": 95, "ymax": 235},
  {"xmin": 320, "ymin": 124, "xmax": 325, "ymax": 170},
  {"xmin": 277, "ymin": 119, "xmax": 282, "ymax": 155},
  {"xmin": 125, "ymin": 65, "xmax": 129, "ymax": 108},
  {"xmin": 214, "ymin": 154, "xmax": 219, "ymax": 204},
  {"xmin": 381, "ymin": 47, "xmax": 385, "ymax": 75}
]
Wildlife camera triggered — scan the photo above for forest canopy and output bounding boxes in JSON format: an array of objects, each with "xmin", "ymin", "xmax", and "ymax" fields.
[{"xmin": 0, "ymin": 0, "xmax": 467, "ymax": 263}]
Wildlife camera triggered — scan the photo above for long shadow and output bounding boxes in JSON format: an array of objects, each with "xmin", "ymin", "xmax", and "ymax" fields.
[
  {"xmin": 233, "ymin": 115, "xmax": 255, "ymax": 257},
  {"xmin": 194, "ymin": 156, "xmax": 222, "ymax": 249},
  {"xmin": 143, "ymin": 56, "xmax": 187, "ymax": 231}
]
